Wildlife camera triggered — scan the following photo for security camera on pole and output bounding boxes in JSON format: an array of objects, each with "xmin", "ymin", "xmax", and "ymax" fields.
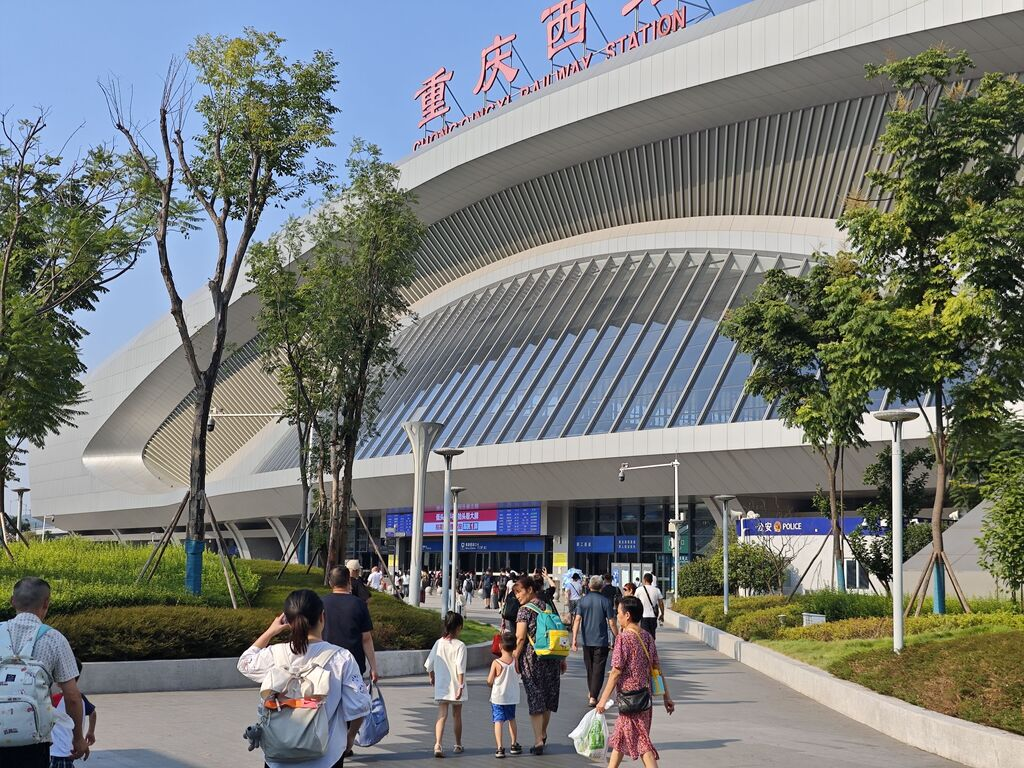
[
  {"xmin": 872, "ymin": 409, "xmax": 919, "ymax": 653},
  {"xmin": 617, "ymin": 458, "xmax": 682, "ymax": 600}
]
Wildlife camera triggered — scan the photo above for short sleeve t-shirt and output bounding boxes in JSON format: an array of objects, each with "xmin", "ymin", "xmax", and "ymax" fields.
[
  {"xmin": 637, "ymin": 584, "xmax": 664, "ymax": 618},
  {"xmin": 50, "ymin": 694, "xmax": 96, "ymax": 757},
  {"xmin": 367, "ymin": 571, "xmax": 383, "ymax": 590},
  {"xmin": 322, "ymin": 592, "xmax": 373, "ymax": 673},
  {"xmin": 576, "ymin": 591, "xmax": 615, "ymax": 647}
]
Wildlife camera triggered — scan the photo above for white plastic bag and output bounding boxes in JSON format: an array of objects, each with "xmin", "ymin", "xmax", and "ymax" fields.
[{"xmin": 568, "ymin": 708, "xmax": 608, "ymax": 759}]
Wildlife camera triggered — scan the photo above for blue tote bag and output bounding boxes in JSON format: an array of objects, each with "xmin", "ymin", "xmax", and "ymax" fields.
[{"xmin": 354, "ymin": 682, "xmax": 390, "ymax": 747}]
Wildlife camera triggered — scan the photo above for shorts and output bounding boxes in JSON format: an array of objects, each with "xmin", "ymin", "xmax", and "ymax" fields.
[
  {"xmin": 51, "ymin": 759, "xmax": 77, "ymax": 768},
  {"xmin": 491, "ymin": 703, "xmax": 517, "ymax": 722}
]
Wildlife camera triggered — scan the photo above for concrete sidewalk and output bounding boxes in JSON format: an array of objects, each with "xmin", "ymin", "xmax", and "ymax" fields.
[{"xmin": 82, "ymin": 621, "xmax": 960, "ymax": 767}]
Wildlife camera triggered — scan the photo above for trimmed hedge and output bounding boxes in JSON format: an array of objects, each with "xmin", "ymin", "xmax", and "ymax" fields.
[
  {"xmin": 50, "ymin": 595, "xmax": 486, "ymax": 662},
  {"xmin": 50, "ymin": 606, "xmax": 279, "ymax": 661}
]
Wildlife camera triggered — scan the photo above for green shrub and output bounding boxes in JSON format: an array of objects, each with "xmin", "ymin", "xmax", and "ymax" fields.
[
  {"xmin": 778, "ymin": 611, "xmax": 1024, "ymax": 641},
  {"xmin": 0, "ymin": 538, "xmax": 260, "ymax": 617},
  {"xmin": 779, "ymin": 616, "xmax": 893, "ymax": 641},
  {"xmin": 673, "ymin": 595, "xmax": 722, "ymax": 618},
  {"xmin": 797, "ymin": 590, "xmax": 890, "ymax": 621},
  {"xmin": 677, "ymin": 557, "xmax": 722, "ymax": 597},
  {"xmin": 729, "ymin": 605, "xmax": 805, "ymax": 640}
]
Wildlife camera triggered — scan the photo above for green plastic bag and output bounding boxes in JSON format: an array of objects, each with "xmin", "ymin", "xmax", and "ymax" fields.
[{"xmin": 569, "ymin": 708, "xmax": 608, "ymax": 759}]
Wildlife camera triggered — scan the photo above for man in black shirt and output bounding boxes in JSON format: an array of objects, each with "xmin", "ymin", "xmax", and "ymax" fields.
[
  {"xmin": 600, "ymin": 573, "xmax": 621, "ymax": 609},
  {"xmin": 322, "ymin": 566, "xmax": 378, "ymax": 682},
  {"xmin": 346, "ymin": 559, "xmax": 371, "ymax": 601}
]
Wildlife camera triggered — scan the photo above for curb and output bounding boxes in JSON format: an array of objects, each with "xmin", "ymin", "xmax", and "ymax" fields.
[
  {"xmin": 665, "ymin": 609, "xmax": 1024, "ymax": 768},
  {"xmin": 79, "ymin": 640, "xmax": 495, "ymax": 695}
]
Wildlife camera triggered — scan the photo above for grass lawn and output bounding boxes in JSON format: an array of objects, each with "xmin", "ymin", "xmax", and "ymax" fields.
[
  {"xmin": 830, "ymin": 631, "xmax": 1024, "ymax": 736},
  {"xmin": 763, "ymin": 627, "xmax": 1024, "ymax": 735}
]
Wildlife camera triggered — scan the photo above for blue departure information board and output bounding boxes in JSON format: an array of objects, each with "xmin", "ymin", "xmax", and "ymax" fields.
[{"xmin": 385, "ymin": 502, "xmax": 541, "ymax": 537}]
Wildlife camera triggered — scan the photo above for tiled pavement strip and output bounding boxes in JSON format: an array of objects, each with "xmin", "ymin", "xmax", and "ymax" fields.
[{"xmin": 84, "ymin": 593, "xmax": 960, "ymax": 767}]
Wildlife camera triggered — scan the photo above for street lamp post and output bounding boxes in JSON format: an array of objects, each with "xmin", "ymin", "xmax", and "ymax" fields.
[
  {"xmin": 714, "ymin": 495, "xmax": 736, "ymax": 614},
  {"xmin": 450, "ymin": 486, "xmax": 466, "ymax": 613},
  {"xmin": 435, "ymin": 448, "xmax": 464, "ymax": 615},
  {"xmin": 402, "ymin": 420, "xmax": 444, "ymax": 607},
  {"xmin": 873, "ymin": 409, "xmax": 920, "ymax": 654},
  {"xmin": 618, "ymin": 458, "xmax": 681, "ymax": 599},
  {"xmin": 13, "ymin": 487, "xmax": 29, "ymax": 536}
]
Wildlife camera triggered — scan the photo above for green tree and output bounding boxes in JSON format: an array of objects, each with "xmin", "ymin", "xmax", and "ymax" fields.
[
  {"xmin": 106, "ymin": 29, "xmax": 339, "ymax": 594},
  {"xmin": 722, "ymin": 254, "xmax": 875, "ymax": 592},
  {"xmin": 250, "ymin": 141, "xmax": 421, "ymax": 576},
  {"xmin": 0, "ymin": 112, "xmax": 151, "ymax": 552},
  {"xmin": 247, "ymin": 226, "xmax": 319, "ymax": 566},
  {"xmin": 848, "ymin": 446, "xmax": 935, "ymax": 594},
  {"xmin": 833, "ymin": 48, "xmax": 1024, "ymax": 612},
  {"xmin": 977, "ymin": 451, "xmax": 1024, "ymax": 609},
  {"xmin": 302, "ymin": 141, "xmax": 422, "ymax": 574}
]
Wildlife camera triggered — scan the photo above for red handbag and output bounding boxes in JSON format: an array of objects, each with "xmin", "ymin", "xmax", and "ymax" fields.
[{"xmin": 491, "ymin": 632, "xmax": 502, "ymax": 656}]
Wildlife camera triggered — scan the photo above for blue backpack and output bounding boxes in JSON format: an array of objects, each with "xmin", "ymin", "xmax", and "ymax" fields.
[{"xmin": 525, "ymin": 603, "xmax": 570, "ymax": 657}]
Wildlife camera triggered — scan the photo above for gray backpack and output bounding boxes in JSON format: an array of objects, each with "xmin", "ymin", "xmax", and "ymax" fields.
[{"xmin": 253, "ymin": 644, "xmax": 339, "ymax": 762}]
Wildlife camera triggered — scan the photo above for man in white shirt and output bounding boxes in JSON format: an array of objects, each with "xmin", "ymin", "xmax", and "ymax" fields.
[
  {"xmin": 366, "ymin": 566, "xmax": 384, "ymax": 591},
  {"xmin": 637, "ymin": 572, "xmax": 665, "ymax": 638}
]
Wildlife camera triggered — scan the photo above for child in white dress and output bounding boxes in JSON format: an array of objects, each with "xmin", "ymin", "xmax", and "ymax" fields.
[{"xmin": 425, "ymin": 611, "xmax": 467, "ymax": 758}]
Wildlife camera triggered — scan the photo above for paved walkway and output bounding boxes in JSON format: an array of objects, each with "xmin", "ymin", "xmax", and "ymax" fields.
[{"xmin": 82, "ymin": 607, "xmax": 960, "ymax": 768}]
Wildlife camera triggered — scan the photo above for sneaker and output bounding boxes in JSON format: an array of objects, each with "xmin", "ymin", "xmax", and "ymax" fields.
[
  {"xmin": 495, "ymin": 747, "xmax": 506, "ymax": 759},
  {"xmin": 509, "ymin": 743, "xmax": 523, "ymax": 756}
]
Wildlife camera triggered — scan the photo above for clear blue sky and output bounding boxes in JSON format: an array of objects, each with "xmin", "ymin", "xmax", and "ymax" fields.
[{"xmin": 2, "ymin": 0, "xmax": 750, "ymax": 511}]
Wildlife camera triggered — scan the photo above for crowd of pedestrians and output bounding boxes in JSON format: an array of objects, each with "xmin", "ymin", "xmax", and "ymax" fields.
[{"xmin": 1, "ymin": 565, "xmax": 672, "ymax": 767}]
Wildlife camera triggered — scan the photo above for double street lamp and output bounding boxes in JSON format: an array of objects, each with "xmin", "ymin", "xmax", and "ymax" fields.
[
  {"xmin": 714, "ymin": 495, "xmax": 737, "ymax": 614},
  {"xmin": 450, "ymin": 486, "xmax": 466, "ymax": 613},
  {"xmin": 434, "ymin": 448, "xmax": 464, "ymax": 614},
  {"xmin": 872, "ymin": 409, "xmax": 920, "ymax": 654}
]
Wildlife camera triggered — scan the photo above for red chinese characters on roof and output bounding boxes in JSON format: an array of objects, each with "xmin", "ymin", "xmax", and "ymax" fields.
[
  {"xmin": 540, "ymin": 0, "xmax": 587, "ymax": 60},
  {"xmin": 472, "ymin": 33, "xmax": 520, "ymax": 96},
  {"xmin": 621, "ymin": 0, "xmax": 664, "ymax": 14},
  {"xmin": 414, "ymin": 67, "xmax": 455, "ymax": 129}
]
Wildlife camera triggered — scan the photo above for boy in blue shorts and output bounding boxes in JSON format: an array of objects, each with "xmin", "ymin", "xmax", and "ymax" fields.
[{"xmin": 486, "ymin": 632, "xmax": 522, "ymax": 759}]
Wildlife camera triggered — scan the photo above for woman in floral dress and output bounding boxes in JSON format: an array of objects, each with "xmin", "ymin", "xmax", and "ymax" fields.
[
  {"xmin": 596, "ymin": 595, "xmax": 675, "ymax": 767},
  {"xmin": 512, "ymin": 574, "xmax": 567, "ymax": 756}
]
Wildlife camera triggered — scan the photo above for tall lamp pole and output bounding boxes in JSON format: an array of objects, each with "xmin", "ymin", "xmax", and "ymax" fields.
[
  {"xmin": 450, "ymin": 486, "xmax": 466, "ymax": 613},
  {"xmin": 402, "ymin": 420, "xmax": 444, "ymax": 607},
  {"xmin": 13, "ymin": 487, "xmax": 29, "ymax": 536},
  {"xmin": 435, "ymin": 448, "xmax": 464, "ymax": 615},
  {"xmin": 714, "ymin": 495, "xmax": 736, "ymax": 614},
  {"xmin": 618, "ymin": 458, "xmax": 681, "ymax": 599},
  {"xmin": 873, "ymin": 409, "xmax": 919, "ymax": 653}
]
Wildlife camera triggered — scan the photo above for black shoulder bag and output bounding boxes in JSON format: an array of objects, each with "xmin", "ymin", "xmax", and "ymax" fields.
[{"xmin": 615, "ymin": 628, "xmax": 653, "ymax": 714}]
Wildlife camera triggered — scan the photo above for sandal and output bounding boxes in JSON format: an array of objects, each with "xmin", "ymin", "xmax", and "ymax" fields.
[
  {"xmin": 495, "ymin": 747, "xmax": 506, "ymax": 759},
  {"xmin": 509, "ymin": 743, "xmax": 523, "ymax": 755},
  {"xmin": 529, "ymin": 745, "xmax": 545, "ymax": 756},
  {"xmin": 434, "ymin": 744, "xmax": 444, "ymax": 758},
  {"xmin": 453, "ymin": 745, "xmax": 464, "ymax": 754}
]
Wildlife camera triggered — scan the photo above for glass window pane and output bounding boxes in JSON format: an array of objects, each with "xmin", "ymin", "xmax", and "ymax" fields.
[
  {"xmin": 616, "ymin": 257, "xmax": 720, "ymax": 431},
  {"xmin": 643, "ymin": 257, "xmax": 744, "ymax": 429},
  {"xmin": 484, "ymin": 263, "xmax": 605, "ymax": 444},
  {"xmin": 591, "ymin": 256, "xmax": 698, "ymax": 434},
  {"xmin": 563, "ymin": 257, "xmax": 666, "ymax": 437}
]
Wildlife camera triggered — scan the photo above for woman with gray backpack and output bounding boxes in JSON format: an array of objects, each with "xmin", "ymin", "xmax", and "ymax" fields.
[{"xmin": 238, "ymin": 589, "xmax": 371, "ymax": 768}]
